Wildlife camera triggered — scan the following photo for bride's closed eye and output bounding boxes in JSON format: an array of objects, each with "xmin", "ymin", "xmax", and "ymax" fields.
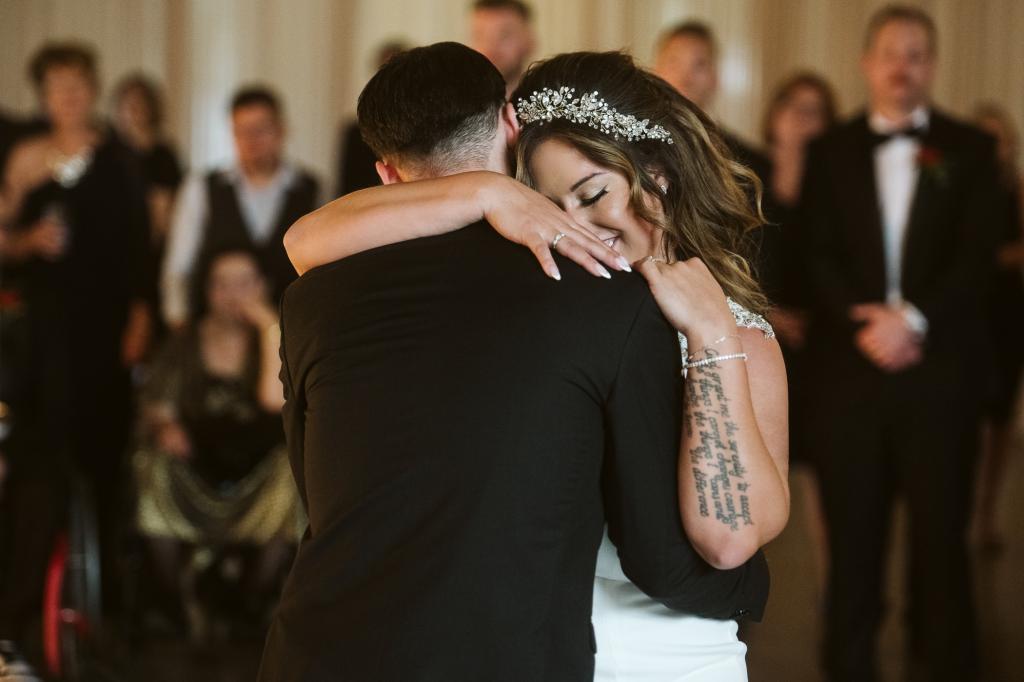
[{"xmin": 579, "ymin": 187, "xmax": 608, "ymax": 207}]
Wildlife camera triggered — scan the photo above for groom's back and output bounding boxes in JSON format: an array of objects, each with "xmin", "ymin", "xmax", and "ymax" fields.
[{"xmin": 259, "ymin": 223, "xmax": 677, "ymax": 681}]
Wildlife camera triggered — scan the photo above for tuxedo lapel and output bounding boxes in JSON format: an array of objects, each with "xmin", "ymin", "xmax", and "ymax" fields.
[
  {"xmin": 847, "ymin": 116, "xmax": 888, "ymax": 297},
  {"xmin": 901, "ymin": 111, "xmax": 950, "ymax": 291}
]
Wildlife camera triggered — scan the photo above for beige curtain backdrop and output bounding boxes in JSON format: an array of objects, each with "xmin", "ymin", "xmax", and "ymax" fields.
[{"xmin": 2, "ymin": 0, "xmax": 1022, "ymax": 189}]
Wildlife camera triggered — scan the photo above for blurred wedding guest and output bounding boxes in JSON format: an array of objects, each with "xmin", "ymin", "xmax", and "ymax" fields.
[
  {"xmin": 762, "ymin": 74, "xmax": 838, "ymax": 221},
  {"xmin": 111, "ymin": 74, "xmax": 183, "ymax": 246},
  {"xmin": 799, "ymin": 6, "xmax": 1002, "ymax": 681},
  {"xmin": 469, "ymin": 0, "xmax": 535, "ymax": 95},
  {"xmin": 1, "ymin": 183, "xmax": 48, "ymax": 676},
  {"xmin": 112, "ymin": 73, "xmax": 184, "ymax": 343},
  {"xmin": 971, "ymin": 102, "xmax": 1024, "ymax": 552},
  {"xmin": 653, "ymin": 20, "xmax": 768, "ymax": 179},
  {"xmin": 0, "ymin": 272, "xmax": 53, "ymax": 680},
  {"xmin": 760, "ymin": 71, "xmax": 838, "ymax": 592},
  {"xmin": 162, "ymin": 86, "xmax": 319, "ymax": 329},
  {"xmin": 134, "ymin": 247, "xmax": 301, "ymax": 636},
  {"xmin": 335, "ymin": 40, "xmax": 408, "ymax": 197},
  {"xmin": 0, "ymin": 41, "xmax": 152, "ymax": 643}
]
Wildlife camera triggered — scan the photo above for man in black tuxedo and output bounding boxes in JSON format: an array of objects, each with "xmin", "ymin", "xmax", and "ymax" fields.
[
  {"xmin": 799, "ymin": 6, "xmax": 1002, "ymax": 681},
  {"xmin": 652, "ymin": 20, "xmax": 769, "ymax": 181},
  {"xmin": 652, "ymin": 21, "xmax": 775, "ymax": 287},
  {"xmin": 258, "ymin": 42, "xmax": 768, "ymax": 681}
]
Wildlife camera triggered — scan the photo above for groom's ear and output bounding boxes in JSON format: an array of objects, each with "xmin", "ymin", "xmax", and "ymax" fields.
[
  {"xmin": 500, "ymin": 102, "xmax": 521, "ymax": 147},
  {"xmin": 376, "ymin": 160, "xmax": 403, "ymax": 185}
]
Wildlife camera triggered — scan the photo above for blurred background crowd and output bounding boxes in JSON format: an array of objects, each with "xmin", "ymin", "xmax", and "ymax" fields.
[{"xmin": 0, "ymin": 1, "xmax": 1021, "ymax": 680}]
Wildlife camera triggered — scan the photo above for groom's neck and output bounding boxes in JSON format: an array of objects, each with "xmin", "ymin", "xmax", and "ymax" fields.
[{"xmin": 397, "ymin": 125, "xmax": 512, "ymax": 181}]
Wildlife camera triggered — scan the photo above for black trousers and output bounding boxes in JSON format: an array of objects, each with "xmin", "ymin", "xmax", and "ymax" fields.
[
  {"xmin": 811, "ymin": 354, "xmax": 980, "ymax": 682},
  {"xmin": 71, "ymin": 372, "xmax": 133, "ymax": 618}
]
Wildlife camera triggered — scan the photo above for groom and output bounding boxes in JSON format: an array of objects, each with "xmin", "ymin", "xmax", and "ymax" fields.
[{"xmin": 258, "ymin": 42, "xmax": 768, "ymax": 681}]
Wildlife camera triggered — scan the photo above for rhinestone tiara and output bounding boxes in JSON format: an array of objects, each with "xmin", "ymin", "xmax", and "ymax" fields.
[{"xmin": 515, "ymin": 86, "xmax": 674, "ymax": 143}]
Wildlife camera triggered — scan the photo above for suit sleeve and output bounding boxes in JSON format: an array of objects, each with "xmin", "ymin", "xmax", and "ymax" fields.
[
  {"xmin": 278, "ymin": 291, "xmax": 309, "ymax": 513},
  {"xmin": 798, "ymin": 140, "xmax": 861, "ymax": 333},
  {"xmin": 905, "ymin": 135, "xmax": 1003, "ymax": 334},
  {"xmin": 603, "ymin": 293, "xmax": 770, "ymax": 621}
]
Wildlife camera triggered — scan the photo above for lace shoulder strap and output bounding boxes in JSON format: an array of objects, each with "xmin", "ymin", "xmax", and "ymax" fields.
[{"xmin": 678, "ymin": 297, "xmax": 775, "ymax": 359}]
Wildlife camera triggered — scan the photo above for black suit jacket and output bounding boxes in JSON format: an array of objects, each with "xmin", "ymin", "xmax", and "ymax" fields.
[
  {"xmin": 258, "ymin": 223, "xmax": 768, "ymax": 681},
  {"xmin": 799, "ymin": 109, "xmax": 1002, "ymax": 388}
]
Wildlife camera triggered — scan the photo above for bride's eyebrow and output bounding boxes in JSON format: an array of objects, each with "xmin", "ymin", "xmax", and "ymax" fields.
[{"xmin": 570, "ymin": 172, "xmax": 605, "ymax": 192}]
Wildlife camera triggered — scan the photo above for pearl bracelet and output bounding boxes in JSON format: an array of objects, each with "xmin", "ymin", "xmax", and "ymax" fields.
[{"xmin": 683, "ymin": 352, "xmax": 748, "ymax": 371}]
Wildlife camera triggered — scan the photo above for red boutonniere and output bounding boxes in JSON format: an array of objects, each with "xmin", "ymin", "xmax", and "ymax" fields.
[{"xmin": 917, "ymin": 145, "xmax": 949, "ymax": 185}]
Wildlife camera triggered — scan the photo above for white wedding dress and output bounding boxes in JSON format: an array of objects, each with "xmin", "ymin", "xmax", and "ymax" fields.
[{"xmin": 592, "ymin": 299, "xmax": 774, "ymax": 682}]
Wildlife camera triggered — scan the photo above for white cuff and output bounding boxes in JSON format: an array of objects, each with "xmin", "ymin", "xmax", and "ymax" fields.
[{"xmin": 899, "ymin": 302, "xmax": 929, "ymax": 338}]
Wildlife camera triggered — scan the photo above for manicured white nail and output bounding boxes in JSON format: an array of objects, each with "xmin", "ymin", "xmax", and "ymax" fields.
[
  {"xmin": 598, "ymin": 265, "xmax": 612, "ymax": 279},
  {"xmin": 617, "ymin": 257, "xmax": 632, "ymax": 272},
  {"xmin": 550, "ymin": 267, "xmax": 562, "ymax": 281}
]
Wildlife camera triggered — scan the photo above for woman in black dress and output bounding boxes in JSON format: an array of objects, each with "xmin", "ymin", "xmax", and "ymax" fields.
[
  {"xmin": 111, "ymin": 73, "xmax": 184, "ymax": 343},
  {"xmin": 759, "ymin": 72, "xmax": 837, "ymax": 593},
  {"xmin": 111, "ymin": 73, "xmax": 183, "ymax": 246},
  {"xmin": 0, "ymin": 42, "xmax": 152, "ymax": 646}
]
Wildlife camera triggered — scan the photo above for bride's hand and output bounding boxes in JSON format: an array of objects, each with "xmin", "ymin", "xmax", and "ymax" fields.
[
  {"xmin": 637, "ymin": 257, "xmax": 736, "ymax": 345},
  {"xmin": 476, "ymin": 173, "xmax": 632, "ymax": 281}
]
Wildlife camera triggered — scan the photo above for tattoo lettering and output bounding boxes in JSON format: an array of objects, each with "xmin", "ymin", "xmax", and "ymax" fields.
[
  {"xmin": 692, "ymin": 468, "xmax": 710, "ymax": 517},
  {"xmin": 685, "ymin": 360, "xmax": 754, "ymax": 531}
]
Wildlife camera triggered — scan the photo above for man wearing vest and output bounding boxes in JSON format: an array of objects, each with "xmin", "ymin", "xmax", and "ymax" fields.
[{"xmin": 162, "ymin": 86, "xmax": 319, "ymax": 328}]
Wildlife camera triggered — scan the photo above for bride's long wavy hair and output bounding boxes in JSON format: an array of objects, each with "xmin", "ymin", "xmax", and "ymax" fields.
[{"xmin": 511, "ymin": 51, "xmax": 768, "ymax": 315}]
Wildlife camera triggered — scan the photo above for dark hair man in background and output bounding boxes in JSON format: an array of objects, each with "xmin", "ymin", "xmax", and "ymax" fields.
[
  {"xmin": 469, "ymin": 0, "xmax": 535, "ymax": 95},
  {"xmin": 653, "ymin": 19, "xmax": 769, "ymax": 179},
  {"xmin": 161, "ymin": 85, "xmax": 319, "ymax": 328}
]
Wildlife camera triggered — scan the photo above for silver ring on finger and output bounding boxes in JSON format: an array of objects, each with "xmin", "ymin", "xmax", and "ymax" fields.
[{"xmin": 551, "ymin": 232, "xmax": 567, "ymax": 250}]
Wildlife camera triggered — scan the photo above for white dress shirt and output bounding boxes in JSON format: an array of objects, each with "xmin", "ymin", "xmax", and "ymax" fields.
[
  {"xmin": 869, "ymin": 106, "xmax": 930, "ymax": 336},
  {"xmin": 162, "ymin": 163, "xmax": 298, "ymax": 325}
]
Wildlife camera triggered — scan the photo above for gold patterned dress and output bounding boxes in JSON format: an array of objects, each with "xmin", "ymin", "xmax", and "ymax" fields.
[{"xmin": 133, "ymin": 328, "xmax": 302, "ymax": 545}]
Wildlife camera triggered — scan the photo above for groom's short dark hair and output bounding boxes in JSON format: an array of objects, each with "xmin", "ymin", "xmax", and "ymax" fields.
[{"xmin": 358, "ymin": 41, "xmax": 507, "ymax": 175}]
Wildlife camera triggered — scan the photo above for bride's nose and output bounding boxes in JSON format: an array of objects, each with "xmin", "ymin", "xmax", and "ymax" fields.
[
  {"xmin": 565, "ymin": 207, "xmax": 614, "ymax": 241},
  {"xmin": 564, "ymin": 205, "xmax": 599, "ymax": 232}
]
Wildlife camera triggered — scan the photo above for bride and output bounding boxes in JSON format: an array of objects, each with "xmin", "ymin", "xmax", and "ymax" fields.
[{"xmin": 287, "ymin": 51, "xmax": 789, "ymax": 681}]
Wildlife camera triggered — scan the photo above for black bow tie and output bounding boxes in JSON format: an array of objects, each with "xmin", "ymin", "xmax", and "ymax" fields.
[{"xmin": 869, "ymin": 125, "xmax": 927, "ymax": 147}]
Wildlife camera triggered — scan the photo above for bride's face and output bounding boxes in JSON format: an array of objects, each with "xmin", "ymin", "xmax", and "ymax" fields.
[{"xmin": 527, "ymin": 138, "xmax": 663, "ymax": 263}]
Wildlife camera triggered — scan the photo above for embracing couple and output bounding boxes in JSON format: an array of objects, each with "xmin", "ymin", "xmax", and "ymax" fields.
[{"xmin": 258, "ymin": 42, "xmax": 789, "ymax": 681}]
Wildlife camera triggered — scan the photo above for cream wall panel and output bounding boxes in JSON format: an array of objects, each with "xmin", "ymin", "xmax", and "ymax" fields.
[{"xmin": 1, "ymin": 0, "xmax": 1022, "ymax": 187}]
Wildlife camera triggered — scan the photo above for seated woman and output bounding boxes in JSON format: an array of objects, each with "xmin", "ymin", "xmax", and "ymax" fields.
[{"xmin": 133, "ymin": 247, "xmax": 301, "ymax": 634}]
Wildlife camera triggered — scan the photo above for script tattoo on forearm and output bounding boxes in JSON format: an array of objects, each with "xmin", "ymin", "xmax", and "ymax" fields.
[{"xmin": 685, "ymin": 351, "xmax": 753, "ymax": 531}]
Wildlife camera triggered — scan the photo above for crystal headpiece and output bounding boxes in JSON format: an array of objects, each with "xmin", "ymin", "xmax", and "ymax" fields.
[{"xmin": 515, "ymin": 86, "xmax": 674, "ymax": 144}]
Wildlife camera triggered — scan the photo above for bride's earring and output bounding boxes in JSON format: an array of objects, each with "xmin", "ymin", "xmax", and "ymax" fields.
[{"xmin": 659, "ymin": 184, "xmax": 668, "ymax": 194}]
